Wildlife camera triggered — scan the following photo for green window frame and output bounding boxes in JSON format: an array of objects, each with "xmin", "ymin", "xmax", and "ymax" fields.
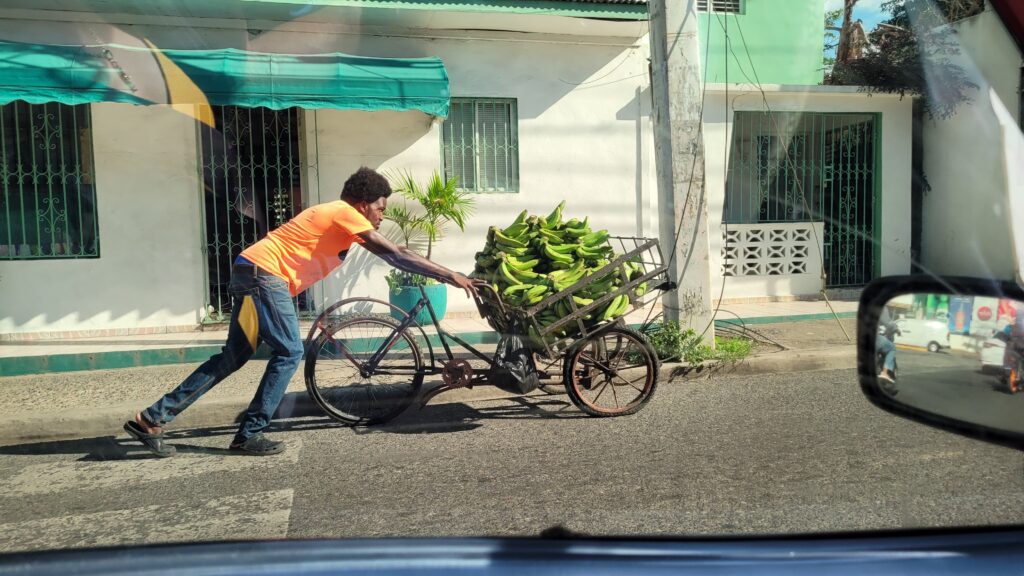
[
  {"xmin": 441, "ymin": 98, "xmax": 519, "ymax": 193},
  {"xmin": 0, "ymin": 101, "xmax": 98, "ymax": 260}
]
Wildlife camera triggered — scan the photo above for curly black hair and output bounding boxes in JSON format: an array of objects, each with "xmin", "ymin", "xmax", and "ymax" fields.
[{"xmin": 340, "ymin": 167, "xmax": 392, "ymax": 204}]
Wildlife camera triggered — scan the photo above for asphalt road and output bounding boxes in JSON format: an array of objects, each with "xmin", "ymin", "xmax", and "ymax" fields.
[
  {"xmin": 0, "ymin": 368, "xmax": 1022, "ymax": 554},
  {"xmin": 892, "ymin": 348, "xmax": 1024, "ymax": 434}
]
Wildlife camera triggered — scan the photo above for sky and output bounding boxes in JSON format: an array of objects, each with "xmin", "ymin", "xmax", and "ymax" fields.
[{"xmin": 825, "ymin": 0, "xmax": 890, "ymax": 32}]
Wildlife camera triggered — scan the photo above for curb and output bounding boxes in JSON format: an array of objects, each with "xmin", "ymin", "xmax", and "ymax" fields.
[
  {"xmin": 0, "ymin": 331, "xmax": 503, "ymax": 378},
  {"xmin": 714, "ymin": 312, "xmax": 857, "ymax": 326},
  {"xmin": 0, "ymin": 315, "xmax": 855, "ymax": 378},
  {"xmin": 0, "ymin": 346, "xmax": 225, "ymax": 378},
  {"xmin": 0, "ymin": 347, "xmax": 857, "ymax": 446},
  {"xmin": 663, "ymin": 346, "xmax": 857, "ymax": 381}
]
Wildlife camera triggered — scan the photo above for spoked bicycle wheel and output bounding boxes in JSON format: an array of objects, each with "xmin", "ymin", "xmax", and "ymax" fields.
[
  {"xmin": 562, "ymin": 326, "xmax": 658, "ymax": 417},
  {"xmin": 304, "ymin": 315, "xmax": 424, "ymax": 425}
]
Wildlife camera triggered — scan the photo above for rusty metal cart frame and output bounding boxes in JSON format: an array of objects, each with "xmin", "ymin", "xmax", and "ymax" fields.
[{"xmin": 302, "ymin": 236, "xmax": 674, "ymax": 425}]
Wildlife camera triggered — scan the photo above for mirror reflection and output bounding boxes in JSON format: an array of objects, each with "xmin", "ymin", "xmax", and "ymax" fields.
[{"xmin": 875, "ymin": 293, "xmax": 1024, "ymax": 435}]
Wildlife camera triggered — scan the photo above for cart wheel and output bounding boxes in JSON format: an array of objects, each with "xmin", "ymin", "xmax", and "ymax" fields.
[
  {"xmin": 562, "ymin": 327, "xmax": 658, "ymax": 417},
  {"xmin": 305, "ymin": 314, "xmax": 424, "ymax": 426}
]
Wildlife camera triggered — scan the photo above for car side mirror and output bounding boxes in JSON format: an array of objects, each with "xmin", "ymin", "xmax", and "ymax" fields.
[{"xmin": 858, "ymin": 275, "xmax": 1024, "ymax": 446}]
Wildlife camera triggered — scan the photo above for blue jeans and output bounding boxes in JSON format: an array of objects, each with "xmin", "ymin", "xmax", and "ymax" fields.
[
  {"xmin": 143, "ymin": 263, "xmax": 303, "ymax": 445},
  {"xmin": 876, "ymin": 334, "xmax": 896, "ymax": 373}
]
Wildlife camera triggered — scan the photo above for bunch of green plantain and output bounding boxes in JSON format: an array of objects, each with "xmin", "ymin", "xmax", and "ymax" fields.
[{"xmin": 471, "ymin": 201, "xmax": 649, "ymax": 344}]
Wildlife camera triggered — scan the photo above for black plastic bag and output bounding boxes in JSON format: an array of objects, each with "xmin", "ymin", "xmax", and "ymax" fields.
[{"xmin": 489, "ymin": 335, "xmax": 540, "ymax": 395}]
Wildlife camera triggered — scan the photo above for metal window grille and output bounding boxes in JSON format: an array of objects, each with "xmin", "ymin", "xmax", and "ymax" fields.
[
  {"xmin": 200, "ymin": 105, "xmax": 305, "ymax": 322},
  {"xmin": 0, "ymin": 102, "xmax": 98, "ymax": 260},
  {"xmin": 724, "ymin": 111, "xmax": 878, "ymax": 287},
  {"xmin": 442, "ymin": 98, "xmax": 519, "ymax": 193},
  {"xmin": 697, "ymin": 0, "xmax": 742, "ymax": 13}
]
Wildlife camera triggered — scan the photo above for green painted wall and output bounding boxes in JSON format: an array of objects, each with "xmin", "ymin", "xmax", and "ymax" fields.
[{"xmin": 698, "ymin": 0, "xmax": 825, "ymax": 86}]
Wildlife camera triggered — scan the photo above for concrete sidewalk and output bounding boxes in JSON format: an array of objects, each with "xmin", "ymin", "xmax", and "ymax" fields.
[{"xmin": 0, "ymin": 304, "xmax": 860, "ymax": 445}]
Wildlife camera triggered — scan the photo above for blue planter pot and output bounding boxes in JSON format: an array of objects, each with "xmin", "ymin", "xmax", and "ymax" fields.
[{"xmin": 389, "ymin": 283, "xmax": 447, "ymax": 325}]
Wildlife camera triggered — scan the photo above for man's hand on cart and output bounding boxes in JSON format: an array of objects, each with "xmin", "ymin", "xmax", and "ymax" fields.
[{"xmin": 448, "ymin": 273, "xmax": 483, "ymax": 298}]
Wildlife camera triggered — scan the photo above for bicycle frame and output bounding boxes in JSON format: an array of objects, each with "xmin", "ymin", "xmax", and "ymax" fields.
[{"xmin": 310, "ymin": 286, "xmax": 501, "ymax": 406}]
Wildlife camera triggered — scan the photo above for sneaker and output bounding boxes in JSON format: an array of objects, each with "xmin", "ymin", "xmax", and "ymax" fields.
[
  {"xmin": 878, "ymin": 372, "xmax": 895, "ymax": 384},
  {"xmin": 229, "ymin": 433, "xmax": 285, "ymax": 456}
]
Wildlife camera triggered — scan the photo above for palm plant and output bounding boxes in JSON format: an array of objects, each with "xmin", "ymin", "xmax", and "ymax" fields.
[
  {"xmin": 383, "ymin": 202, "xmax": 427, "ymax": 250},
  {"xmin": 383, "ymin": 170, "xmax": 474, "ymax": 290},
  {"xmin": 392, "ymin": 170, "xmax": 473, "ymax": 259}
]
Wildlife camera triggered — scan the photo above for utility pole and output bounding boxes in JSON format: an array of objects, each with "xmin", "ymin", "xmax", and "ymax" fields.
[{"xmin": 649, "ymin": 0, "xmax": 714, "ymax": 341}]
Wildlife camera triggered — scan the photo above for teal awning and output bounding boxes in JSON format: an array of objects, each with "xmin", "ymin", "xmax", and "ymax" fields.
[{"xmin": 0, "ymin": 40, "xmax": 450, "ymax": 117}]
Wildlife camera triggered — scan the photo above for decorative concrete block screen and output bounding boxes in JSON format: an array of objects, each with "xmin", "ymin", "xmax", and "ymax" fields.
[{"xmin": 718, "ymin": 222, "xmax": 824, "ymax": 299}]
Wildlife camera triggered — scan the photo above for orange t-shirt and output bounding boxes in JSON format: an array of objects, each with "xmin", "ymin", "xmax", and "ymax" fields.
[{"xmin": 240, "ymin": 201, "xmax": 374, "ymax": 296}]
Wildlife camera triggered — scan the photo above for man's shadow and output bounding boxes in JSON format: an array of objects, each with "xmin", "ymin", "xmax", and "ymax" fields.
[
  {"xmin": 0, "ymin": 391, "xmax": 580, "ymax": 462},
  {"xmin": 0, "ymin": 418, "xmax": 343, "ymax": 462}
]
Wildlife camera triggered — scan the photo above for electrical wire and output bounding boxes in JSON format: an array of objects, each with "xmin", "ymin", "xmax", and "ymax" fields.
[
  {"xmin": 697, "ymin": 10, "xmax": 730, "ymax": 341},
  {"xmin": 645, "ymin": 8, "xmax": 733, "ymax": 345},
  {"xmin": 558, "ymin": 20, "xmax": 650, "ymax": 86},
  {"xmin": 732, "ymin": 16, "xmax": 852, "ymax": 340},
  {"xmin": 640, "ymin": 5, "xmax": 715, "ymax": 333},
  {"xmin": 647, "ymin": 9, "xmax": 855, "ymax": 345},
  {"xmin": 575, "ymin": 72, "xmax": 651, "ymax": 90}
]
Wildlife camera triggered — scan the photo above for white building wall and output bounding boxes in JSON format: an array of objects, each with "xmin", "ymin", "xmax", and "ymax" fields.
[
  {"xmin": 703, "ymin": 86, "xmax": 914, "ymax": 301},
  {"xmin": 308, "ymin": 35, "xmax": 656, "ymax": 316},
  {"xmin": 0, "ymin": 15, "xmax": 655, "ymax": 333},
  {"xmin": 921, "ymin": 7, "xmax": 1022, "ymax": 280},
  {"xmin": 0, "ymin": 11, "xmax": 921, "ymax": 333},
  {"xmin": 0, "ymin": 103, "xmax": 204, "ymax": 336}
]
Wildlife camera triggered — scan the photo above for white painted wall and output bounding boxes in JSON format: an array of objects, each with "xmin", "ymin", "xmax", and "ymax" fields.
[
  {"xmin": 0, "ymin": 104, "xmax": 204, "ymax": 335},
  {"xmin": 296, "ymin": 34, "xmax": 656, "ymax": 317},
  {"xmin": 921, "ymin": 7, "xmax": 1022, "ymax": 281},
  {"xmin": 0, "ymin": 14, "xmax": 655, "ymax": 333},
  {"xmin": 0, "ymin": 10, "xmax": 921, "ymax": 333},
  {"xmin": 703, "ymin": 86, "xmax": 914, "ymax": 300}
]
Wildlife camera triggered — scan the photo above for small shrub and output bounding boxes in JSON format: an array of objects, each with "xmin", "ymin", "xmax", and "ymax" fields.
[
  {"xmin": 385, "ymin": 269, "xmax": 437, "ymax": 294},
  {"xmin": 643, "ymin": 321, "xmax": 688, "ymax": 362},
  {"xmin": 643, "ymin": 321, "xmax": 753, "ymax": 364},
  {"xmin": 715, "ymin": 336, "xmax": 753, "ymax": 362}
]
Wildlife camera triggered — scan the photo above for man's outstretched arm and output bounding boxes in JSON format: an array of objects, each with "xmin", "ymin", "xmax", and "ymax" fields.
[{"xmin": 357, "ymin": 230, "xmax": 478, "ymax": 298}]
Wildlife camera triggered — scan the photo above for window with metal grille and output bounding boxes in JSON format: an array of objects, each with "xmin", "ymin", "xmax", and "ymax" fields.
[
  {"xmin": 442, "ymin": 98, "xmax": 519, "ymax": 193},
  {"xmin": 724, "ymin": 111, "xmax": 879, "ymax": 287},
  {"xmin": 697, "ymin": 0, "xmax": 742, "ymax": 13},
  {"xmin": 0, "ymin": 102, "xmax": 98, "ymax": 260}
]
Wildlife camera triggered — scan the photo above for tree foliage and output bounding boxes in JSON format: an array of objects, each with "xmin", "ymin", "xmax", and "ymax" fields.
[
  {"xmin": 823, "ymin": 8, "xmax": 843, "ymax": 71},
  {"xmin": 826, "ymin": 0, "xmax": 985, "ymax": 119}
]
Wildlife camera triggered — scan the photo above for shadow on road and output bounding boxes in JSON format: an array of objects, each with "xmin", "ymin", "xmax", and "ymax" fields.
[
  {"xmin": 0, "ymin": 395, "xmax": 582, "ymax": 460},
  {"xmin": 0, "ymin": 419, "xmax": 344, "ymax": 461},
  {"xmin": 354, "ymin": 395, "xmax": 583, "ymax": 436},
  {"xmin": 0, "ymin": 435, "xmax": 154, "ymax": 460}
]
